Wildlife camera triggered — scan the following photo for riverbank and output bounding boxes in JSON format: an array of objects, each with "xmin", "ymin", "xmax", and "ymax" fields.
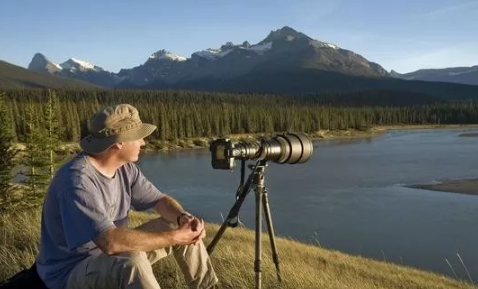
[
  {"xmin": 13, "ymin": 128, "xmax": 381, "ymax": 155},
  {"xmin": 141, "ymin": 124, "xmax": 478, "ymax": 151},
  {"xmin": 407, "ymin": 179, "xmax": 478, "ymax": 196},
  {"xmin": 12, "ymin": 124, "xmax": 478, "ymax": 154},
  {"xmin": 398, "ymin": 125, "xmax": 478, "ymax": 196}
]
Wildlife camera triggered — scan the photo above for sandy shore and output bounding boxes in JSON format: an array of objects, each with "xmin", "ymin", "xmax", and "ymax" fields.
[
  {"xmin": 401, "ymin": 126, "xmax": 478, "ymax": 196},
  {"xmin": 407, "ymin": 179, "xmax": 478, "ymax": 196}
]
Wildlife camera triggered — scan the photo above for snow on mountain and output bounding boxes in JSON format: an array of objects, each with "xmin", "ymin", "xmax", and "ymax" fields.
[
  {"xmin": 60, "ymin": 57, "xmax": 102, "ymax": 72},
  {"xmin": 242, "ymin": 42, "xmax": 272, "ymax": 55},
  {"xmin": 325, "ymin": 43, "xmax": 338, "ymax": 49},
  {"xmin": 71, "ymin": 57, "xmax": 94, "ymax": 69},
  {"xmin": 310, "ymin": 40, "xmax": 339, "ymax": 50},
  {"xmin": 149, "ymin": 50, "xmax": 186, "ymax": 62},
  {"xmin": 193, "ymin": 41, "xmax": 274, "ymax": 60},
  {"xmin": 193, "ymin": 47, "xmax": 233, "ymax": 60}
]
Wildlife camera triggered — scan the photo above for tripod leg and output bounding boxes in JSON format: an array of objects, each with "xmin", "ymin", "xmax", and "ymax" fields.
[
  {"xmin": 207, "ymin": 168, "xmax": 256, "ymax": 255},
  {"xmin": 255, "ymin": 185, "xmax": 263, "ymax": 289},
  {"xmin": 207, "ymin": 218, "xmax": 230, "ymax": 255},
  {"xmin": 262, "ymin": 189, "xmax": 282, "ymax": 283}
]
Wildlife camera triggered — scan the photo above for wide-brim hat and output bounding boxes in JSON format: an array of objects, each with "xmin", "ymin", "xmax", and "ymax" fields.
[{"xmin": 80, "ymin": 104, "xmax": 157, "ymax": 155}]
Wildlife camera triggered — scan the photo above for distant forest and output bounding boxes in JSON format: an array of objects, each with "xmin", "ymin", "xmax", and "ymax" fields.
[{"xmin": 1, "ymin": 89, "xmax": 477, "ymax": 143}]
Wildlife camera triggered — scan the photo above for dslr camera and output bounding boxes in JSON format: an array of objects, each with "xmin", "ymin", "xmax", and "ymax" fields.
[{"xmin": 209, "ymin": 133, "xmax": 313, "ymax": 170}]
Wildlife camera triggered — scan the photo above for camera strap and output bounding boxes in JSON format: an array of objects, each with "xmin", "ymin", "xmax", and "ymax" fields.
[{"xmin": 228, "ymin": 160, "xmax": 247, "ymax": 227}]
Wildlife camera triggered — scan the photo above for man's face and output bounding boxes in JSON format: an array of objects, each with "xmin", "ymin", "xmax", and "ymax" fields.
[{"xmin": 118, "ymin": 138, "xmax": 145, "ymax": 163}]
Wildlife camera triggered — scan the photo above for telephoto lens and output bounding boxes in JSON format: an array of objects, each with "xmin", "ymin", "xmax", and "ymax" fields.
[
  {"xmin": 255, "ymin": 133, "xmax": 313, "ymax": 164},
  {"xmin": 210, "ymin": 133, "xmax": 313, "ymax": 169}
]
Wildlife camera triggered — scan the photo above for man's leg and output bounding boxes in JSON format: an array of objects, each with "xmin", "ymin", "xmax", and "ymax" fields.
[
  {"xmin": 66, "ymin": 217, "xmax": 218, "ymax": 289},
  {"xmin": 65, "ymin": 250, "xmax": 162, "ymax": 289},
  {"xmin": 138, "ymin": 217, "xmax": 219, "ymax": 289}
]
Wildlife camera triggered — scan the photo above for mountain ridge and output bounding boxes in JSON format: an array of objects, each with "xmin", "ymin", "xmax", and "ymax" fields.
[
  {"xmin": 393, "ymin": 65, "xmax": 478, "ymax": 85},
  {"xmin": 5, "ymin": 25, "xmax": 477, "ymax": 101},
  {"xmin": 27, "ymin": 26, "xmax": 390, "ymax": 88}
]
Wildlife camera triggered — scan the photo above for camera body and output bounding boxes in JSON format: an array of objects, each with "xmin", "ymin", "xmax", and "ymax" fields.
[
  {"xmin": 209, "ymin": 138, "xmax": 237, "ymax": 170},
  {"xmin": 210, "ymin": 133, "xmax": 313, "ymax": 170}
]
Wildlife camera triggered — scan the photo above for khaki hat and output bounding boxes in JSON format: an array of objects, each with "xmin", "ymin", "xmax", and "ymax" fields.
[{"xmin": 80, "ymin": 104, "xmax": 157, "ymax": 155}]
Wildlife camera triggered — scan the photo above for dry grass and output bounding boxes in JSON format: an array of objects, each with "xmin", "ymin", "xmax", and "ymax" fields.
[
  {"xmin": 373, "ymin": 124, "xmax": 478, "ymax": 131},
  {"xmin": 1, "ymin": 210, "xmax": 476, "ymax": 289},
  {"xmin": 310, "ymin": 129, "xmax": 379, "ymax": 140}
]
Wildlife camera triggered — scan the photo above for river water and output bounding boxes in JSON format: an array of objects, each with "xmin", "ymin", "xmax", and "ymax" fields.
[{"xmin": 137, "ymin": 128, "xmax": 478, "ymax": 281}]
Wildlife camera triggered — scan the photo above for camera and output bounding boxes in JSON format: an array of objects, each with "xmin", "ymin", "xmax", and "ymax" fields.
[{"xmin": 209, "ymin": 133, "xmax": 313, "ymax": 170}]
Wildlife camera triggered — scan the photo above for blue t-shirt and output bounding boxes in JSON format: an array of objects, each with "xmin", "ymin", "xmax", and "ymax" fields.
[{"xmin": 36, "ymin": 152, "xmax": 165, "ymax": 289}]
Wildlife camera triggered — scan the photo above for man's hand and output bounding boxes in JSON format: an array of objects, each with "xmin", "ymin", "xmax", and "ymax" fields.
[
  {"xmin": 176, "ymin": 214, "xmax": 206, "ymax": 245},
  {"xmin": 190, "ymin": 218, "xmax": 206, "ymax": 244},
  {"xmin": 177, "ymin": 213, "xmax": 194, "ymax": 226}
]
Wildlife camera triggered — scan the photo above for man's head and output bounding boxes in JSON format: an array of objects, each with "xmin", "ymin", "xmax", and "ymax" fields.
[{"xmin": 80, "ymin": 104, "xmax": 157, "ymax": 157}]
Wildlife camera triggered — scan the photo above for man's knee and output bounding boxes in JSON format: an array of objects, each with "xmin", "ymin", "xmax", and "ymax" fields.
[
  {"xmin": 107, "ymin": 251, "xmax": 160, "ymax": 289},
  {"xmin": 123, "ymin": 251, "xmax": 150, "ymax": 268}
]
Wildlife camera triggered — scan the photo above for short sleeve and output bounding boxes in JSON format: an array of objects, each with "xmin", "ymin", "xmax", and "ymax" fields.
[
  {"xmin": 59, "ymin": 185, "xmax": 114, "ymax": 252},
  {"xmin": 130, "ymin": 164, "xmax": 166, "ymax": 211}
]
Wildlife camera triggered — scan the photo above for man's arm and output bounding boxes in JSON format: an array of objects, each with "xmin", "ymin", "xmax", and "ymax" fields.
[
  {"xmin": 154, "ymin": 195, "xmax": 188, "ymax": 224},
  {"xmin": 93, "ymin": 220, "xmax": 204, "ymax": 255},
  {"xmin": 154, "ymin": 195, "xmax": 207, "ymax": 243}
]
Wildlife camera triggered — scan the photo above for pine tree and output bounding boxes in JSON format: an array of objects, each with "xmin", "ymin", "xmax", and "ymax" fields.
[
  {"xmin": 0, "ymin": 95, "xmax": 19, "ymax": 212},
  {"xmin": 44, "ymin": 90, "xmax": 61, "ymax": 180},
  {"xmin": 21, "ymin": 102, "xmax": 50, "ymax": 205}
]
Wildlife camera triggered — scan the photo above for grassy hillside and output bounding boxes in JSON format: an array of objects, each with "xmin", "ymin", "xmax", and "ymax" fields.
[
  {"xmin": 0, "ymin": 60, "xmax": 100, "ymax": 89},
  {"xmin": 0, "ymin": 209, "xmax": 475, "ymax": 289}
]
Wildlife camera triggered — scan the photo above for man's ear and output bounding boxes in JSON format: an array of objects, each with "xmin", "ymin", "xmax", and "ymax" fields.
[{"xmin": 114, "ymin": 142, "xmax": 123, "ymax": 150}]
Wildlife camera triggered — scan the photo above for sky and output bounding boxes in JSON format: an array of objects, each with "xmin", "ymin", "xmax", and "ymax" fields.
[{"xmin": 0, "ymin": 0, "xmax": 477, "ymax": 74}]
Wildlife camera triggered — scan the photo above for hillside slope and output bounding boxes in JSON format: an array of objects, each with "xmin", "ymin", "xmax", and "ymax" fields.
[
  {"xmin": 1, "ymin": 210, "xmax": 475, "ymax": 289},
  {"xmin": 0, "ymin": 60, "xmax": 99, "ymax": 89}
]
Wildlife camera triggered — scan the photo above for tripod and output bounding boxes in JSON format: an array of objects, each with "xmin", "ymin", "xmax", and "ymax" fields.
[{"xmin": 207, "ymin": 159, "xmax": 282, "ymax": 289}]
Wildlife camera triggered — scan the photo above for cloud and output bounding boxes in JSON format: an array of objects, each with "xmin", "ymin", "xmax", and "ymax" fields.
[{"xmin": 419, "ymin": 1, "xmax": 478, "ymax": 18}]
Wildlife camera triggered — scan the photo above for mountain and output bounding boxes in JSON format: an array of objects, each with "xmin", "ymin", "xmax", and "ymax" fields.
[
  {"xmin": 59, "ymin": 57, "xmax": 102, "ymax": 72},
  {"xmin": 28, "ymin": 53, "xmax": 62, "ymax": 74},
  {"xmin": 255, "ymin": 26, "xmax": 387, "ymax": 76},
  {"xmin": 21, "ymin": 26, "xmax": 478, "ymax": 103},
  {"xmin": 0, "ymin": 59, "xmax": 99, "ymax": 89},
  {"xmin": 117, "ymin": 49, "xmax": 187, "ymax": 86},
  {"xmin": 136, "ymin": 26, "xmax": 388, "ymax": 87},
  {"xmin": 28, "ymin": 26, "xmax": 389, "ymax": 88},
  {"xmin": 393, "ymin": 66, "xmax": 478, "ymax": 86},
  {"xmin": 28, "ymin": 54, "xmax": 121, "ymax": 87}
]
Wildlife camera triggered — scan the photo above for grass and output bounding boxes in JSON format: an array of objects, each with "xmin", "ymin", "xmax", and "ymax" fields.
[{"xmin": 0, "ymin": 209, "xmax": 476, "ymax": 289}]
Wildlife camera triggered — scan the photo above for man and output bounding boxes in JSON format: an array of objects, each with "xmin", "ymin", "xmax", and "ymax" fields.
[{"xmin": 36, "ymin": 103, "xmax": 219, "ymax": 289}]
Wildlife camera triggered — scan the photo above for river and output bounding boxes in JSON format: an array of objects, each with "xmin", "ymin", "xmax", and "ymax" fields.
[{"xmin": 137, "ymin": 128, "xmax": 478, "ymax": 281}]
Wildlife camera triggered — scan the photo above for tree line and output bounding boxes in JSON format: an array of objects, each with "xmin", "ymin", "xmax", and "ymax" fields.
[{"xmin": 1, "ymin": 89, "xmax": 478, "ymax": 144}]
